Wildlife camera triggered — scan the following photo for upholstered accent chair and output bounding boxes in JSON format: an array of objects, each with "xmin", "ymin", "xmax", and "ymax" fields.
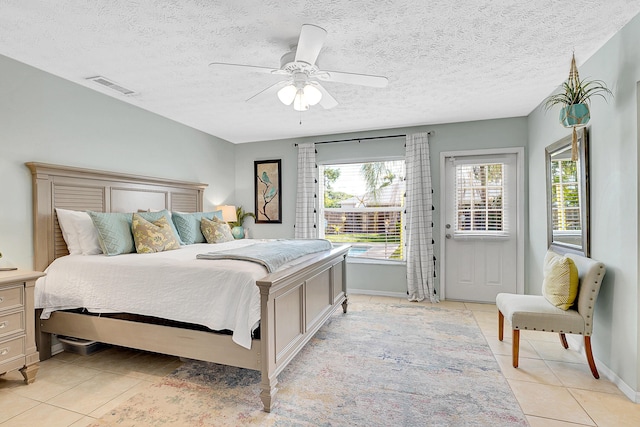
[{"xmin": 496, "ymin": 252, "xmax": 606, "ymax": 378}]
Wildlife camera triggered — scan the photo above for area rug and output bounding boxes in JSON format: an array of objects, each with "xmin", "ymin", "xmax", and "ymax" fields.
[{"xmin": 92, "ymin": 301, "xmax": 527, "ymax": 426}]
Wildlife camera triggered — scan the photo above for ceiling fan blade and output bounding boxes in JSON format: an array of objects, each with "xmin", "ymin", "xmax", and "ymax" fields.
[
  {"xmin": 294, "ymin": 24, "xmax": 327, "ymax": 66},
  {"xmin": 209, "ymin": 62, "xmax": 282, "ymax": 75},
  {"xmin": 313, "ymin": 83, "xmax": 338, "ymax": 109},
  {"xmin": 318, "ymin": 70, "xmax": 389, "ymax": 88},
  {"xmin": 245, "ymin": 80, "xmax": 290, "ymax": 102}
]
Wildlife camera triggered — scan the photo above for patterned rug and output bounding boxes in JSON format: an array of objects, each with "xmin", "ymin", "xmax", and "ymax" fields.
[{"xmin": 92, "ymin": 301, "xmax": 527, "ymax": 426}]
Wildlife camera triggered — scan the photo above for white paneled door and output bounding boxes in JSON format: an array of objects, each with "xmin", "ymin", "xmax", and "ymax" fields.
[{"xmin": 443, "ymin": 152, "xmax": 519, "ymax": 302}]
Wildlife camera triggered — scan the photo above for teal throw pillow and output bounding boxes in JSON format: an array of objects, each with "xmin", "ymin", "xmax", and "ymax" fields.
[
  {"xmin": 171, "ymin": 211, "xmax": 223, "ymax": 245},
  {"xmin": 88, "ymin": 210, "xmax": 178, "ymax": 256},
  {"xmin": 87, "ymin": 211, "xmax": 136, "ymax": 256}
]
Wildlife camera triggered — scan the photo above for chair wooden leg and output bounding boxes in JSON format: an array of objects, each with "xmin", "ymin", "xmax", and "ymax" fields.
[
  {"xmin": 512, "ymin": 329, "xmax": 520, "ymax": 368},
  {"xmin": 584, "ymin": 336, "xmax": 599, "ymax": 379},
  {"xmin": 559, "ymin": 333, "xmax": 569, "ymax": 349},
  {"xmin": 498, "ymin": 311, "xmax": 504, "ymax": 341}
]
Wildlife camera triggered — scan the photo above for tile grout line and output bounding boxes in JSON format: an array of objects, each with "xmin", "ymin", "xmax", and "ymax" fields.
[
  {"xmin": 565, "ymin": 387, "xmax": 599, "ymax": 427},
  {"xmin": 470, "ymin": 310, "xmax": 531, "ymax": 422},
  {"xmin": 471, "ymin": 305, "xmax": 605, "ymax": 427}
]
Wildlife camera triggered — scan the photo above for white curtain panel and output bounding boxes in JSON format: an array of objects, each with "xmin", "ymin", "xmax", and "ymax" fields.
[
  {"xmin": 406, "ymin": 133, "xmax": 438, "ymax": 302},
  {"xmin": 294, "ymin": 143, "xmax": 318, "ymax": 239}
]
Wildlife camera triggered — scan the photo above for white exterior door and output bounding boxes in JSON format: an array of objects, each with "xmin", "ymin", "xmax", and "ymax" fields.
[{"xmin": 443, "ymin": 152, "xmax": 520, "ymax": 302}]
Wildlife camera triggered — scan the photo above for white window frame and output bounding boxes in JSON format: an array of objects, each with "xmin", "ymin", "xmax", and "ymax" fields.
[
  {"xmin": 318, "ymin": 159, "xmax": 406, "ymax": 264},
  {"xmin": 453, "ymin": 161, "xmax": 509, "ymax": 239}
]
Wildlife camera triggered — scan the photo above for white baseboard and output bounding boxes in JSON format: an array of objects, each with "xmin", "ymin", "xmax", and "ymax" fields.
[
  {"xmin": 347, "ymin": 288, "xmax": 407, "ymax": 299},
  {"xmin": 566, "ymin": 335, "xmax": 639, "ymax": 403}
]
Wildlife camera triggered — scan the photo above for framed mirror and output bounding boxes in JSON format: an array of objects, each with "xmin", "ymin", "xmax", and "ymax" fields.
[{"xmin": 546, "ymin": 128, "xmax": 590, "ymax": 256}]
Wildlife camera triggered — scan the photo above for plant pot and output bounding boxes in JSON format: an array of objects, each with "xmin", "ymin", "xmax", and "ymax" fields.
[
  {"xmin": 560, "ymin": 103, "xmax": 590, "ymax": 127},
  {"xmin": 231, "ymin": 226, "xmax": 244, "ymax": 239}
]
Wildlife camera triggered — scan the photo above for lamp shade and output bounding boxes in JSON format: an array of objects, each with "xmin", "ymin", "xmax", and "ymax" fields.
[
  {"xmin": 293, "ymin": 89, "xmax": 310, "ymax": 111},
  {"xmin": 277, "ymin": 84, "xmax": 297, "ymax": 105},
  {"xmin": 216, "ymin": 205, "xmax": 237, "ymax": 223},
  {"xmin": 303, "ymin": 84, "xmax": 322, "ymax": 105}
]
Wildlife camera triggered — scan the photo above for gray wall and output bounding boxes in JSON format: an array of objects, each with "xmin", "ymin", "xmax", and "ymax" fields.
[
  {"xmin": 234, "ymin": 118, "xmax": 528, "ymax": 295},
  {"xmin": 0, "ymin": 54, "xmax": 236, "ymax": 269},
  {"xmin": 527, "ymin": 14, "xmax": 640, "ymax": 392}
]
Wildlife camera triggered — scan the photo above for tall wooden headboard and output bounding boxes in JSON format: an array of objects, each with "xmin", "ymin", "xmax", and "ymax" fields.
[{"xmin": 26, "ymin": 162, "xmax": 208, "ymax": 272}]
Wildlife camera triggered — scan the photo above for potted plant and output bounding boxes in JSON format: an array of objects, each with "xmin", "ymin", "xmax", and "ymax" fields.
[
  {"xmin": 228, "ymin": 206, "xmax": 255, "ymax": 239},
  {"xmin": 543, "ymin": 53, "xmax": 613, "ymax": 127}
]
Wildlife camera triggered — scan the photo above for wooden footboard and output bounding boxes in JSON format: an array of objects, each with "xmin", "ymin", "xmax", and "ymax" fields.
[{"xmin": 257, "ymin": 244, "xmax": 349, "ymax": 411}]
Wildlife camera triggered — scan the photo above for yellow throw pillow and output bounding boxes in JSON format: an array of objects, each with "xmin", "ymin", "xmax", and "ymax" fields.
[
  {"xmin": 542, "ymin": 250, "xmax": 579, "ymax": 310},
  {"xmin": 131, "ymin": 213, "xmax": 181, "ymax": 254},
  {"xmin": 201, "ymin": 216, "xmax": 234, "ymax": 243}
]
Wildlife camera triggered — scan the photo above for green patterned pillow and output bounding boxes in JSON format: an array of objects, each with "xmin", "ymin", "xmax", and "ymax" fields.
[
  {"xmin": 201, "ymin": 216, "xmax": 234, "ymax": 243},
  {"xmin": 141, "ymin": 210, "xmax": 183, "ymax": 245},
  {"xmin": 542, "ymin": 250, "xmax": 579, "ymax": 310},
  {"xmin": 87, "ymin": 211, "xmax": 136, "ymax": 256},
  {"xmin": 88, "ymin": 210, "xmax": 179, "ymax": 256},
  {"xmin": 131, "ymin": 213, "xmax": 181, "ymax": 253},
  {"xmin": 171, "ymin": 211, "xmax": 223, "ymax": 245}
]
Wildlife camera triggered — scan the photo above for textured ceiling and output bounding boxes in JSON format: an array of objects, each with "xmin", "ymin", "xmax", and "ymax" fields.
[{"xmin": 1, "ymin": 1, "xmax": 639, "ymax": 143}]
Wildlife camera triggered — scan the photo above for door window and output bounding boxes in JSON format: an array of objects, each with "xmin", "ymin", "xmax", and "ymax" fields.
[{"xmin": 454, "ymin": 163, "xmax": 508, "ymax": 236}]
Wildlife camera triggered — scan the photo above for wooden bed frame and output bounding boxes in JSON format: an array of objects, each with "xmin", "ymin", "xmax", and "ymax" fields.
[{"xmin": 27, "ymin": 162, "xmax": 349, "ymax": 412}]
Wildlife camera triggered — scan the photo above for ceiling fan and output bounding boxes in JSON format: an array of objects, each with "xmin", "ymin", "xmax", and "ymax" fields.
[{"xmin": 209, "ymin": 24, "xmax": 388, "ymax": 111}]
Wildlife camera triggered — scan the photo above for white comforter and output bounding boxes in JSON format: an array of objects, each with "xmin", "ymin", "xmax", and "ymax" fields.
[{"xmin": 35, "ymin": 240, "xmax": 275, "ymax": 349}]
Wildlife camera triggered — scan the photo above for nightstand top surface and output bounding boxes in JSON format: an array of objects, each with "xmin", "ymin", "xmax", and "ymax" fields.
[{"xmin": 0, "ymin": 270, "xmax": 45, "ymax": 285}]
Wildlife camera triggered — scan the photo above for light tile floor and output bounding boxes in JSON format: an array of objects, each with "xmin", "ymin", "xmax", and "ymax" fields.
[{"xmin": 0, "ymin": 295, "xmax": 638, "ymax": 426}]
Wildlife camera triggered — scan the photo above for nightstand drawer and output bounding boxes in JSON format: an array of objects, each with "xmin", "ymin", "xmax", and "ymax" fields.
[
  {"xmin": 0, "ymin": 270, "xmax": 43, "ymax": 383},
  {"xmin": 0, "ymin": 335, "xmax": 25, "ymax": 365},
  {"xmin": 0, "ymin": 285, "xmax": 24, "ymax": 312},
  {"xmin": 0, "ymin": 311, "xmax": 25, "ymax": 339}
]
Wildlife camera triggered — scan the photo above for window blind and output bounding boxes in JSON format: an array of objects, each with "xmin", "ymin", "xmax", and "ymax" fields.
[{"xmin": 454, "ymin": 163, "xmax": 506, "ymax": 234}]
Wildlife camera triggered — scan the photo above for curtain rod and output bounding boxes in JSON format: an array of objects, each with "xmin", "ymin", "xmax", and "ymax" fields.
[{"xmin": 294, "ymin": 131, "xmax": 434, "ymax": 147}]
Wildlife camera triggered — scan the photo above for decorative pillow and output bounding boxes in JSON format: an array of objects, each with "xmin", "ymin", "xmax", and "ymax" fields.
[
  {"xmin": 142, "ymin": 209, "xmax": 182, "ymax": 245},
  {"xmin": 87, "ymin": 212, "xmax": 137, "ymax": 256},
  {"xmin": 88, "ymin": 210, "xmax": 177, "ymax": 256},
  {"xmin": 131, "ymin": 213, "xmax": 181, "ymax": 253},
  {"xmin": 55, "ymin": 208, "xmax": 83, "ymax": 255},
  {"xmin": 55, "ymin": 209, "xmax": 102, "ymax": 255},
  {"xmin": 542, "ymin": 250, "xmax": 579, "ymax": 310},
  {"xmin": 201, "ymin": 216, "xmax": 234, "ymax": 243},
  {"xmin": 171, "ymin": 211, "xmax": 223, "ymax": 245},
  {"xmin": 75, "ymin": 212, "xmax": 103, "ymax": 255}
]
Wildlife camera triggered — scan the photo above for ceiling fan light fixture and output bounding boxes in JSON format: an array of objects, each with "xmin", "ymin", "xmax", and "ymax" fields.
[
  {"xmin": 211, "ymin": 24, "xmax": 389, "ymax": 112},
  {"xmin": 293, "ymin": 89, "xmax": 310, "ymax": 111},
  {"xmin": 277, "ymin": 84, "xmax": 297, "ymax": 105},
  {"xmin": 303, "ymin": 84, "xmax": 322, "ymax": 105}
]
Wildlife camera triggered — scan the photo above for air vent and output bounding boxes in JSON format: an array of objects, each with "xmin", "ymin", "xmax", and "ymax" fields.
[{"xmin": 86, "ymin": 76, "xmax": 135, "ymax": 95}]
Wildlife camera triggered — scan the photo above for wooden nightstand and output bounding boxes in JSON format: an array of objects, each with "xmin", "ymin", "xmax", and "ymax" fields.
[{"xmin": 0, "ymin": 269, "xmax": 44, "ymax": 384}]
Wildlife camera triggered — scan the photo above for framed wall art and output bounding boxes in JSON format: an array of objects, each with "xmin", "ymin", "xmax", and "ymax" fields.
[{"xmin": 255, "ymin": 159, "xmax": 282, "ymax": 223}]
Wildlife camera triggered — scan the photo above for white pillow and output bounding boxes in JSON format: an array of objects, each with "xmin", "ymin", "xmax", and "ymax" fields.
[
  {"xmin": 54, "ymin": 208, "xmax": 102, "ymax": 255},
  {"xmin": 75, "ymin": 212, "xmax": 102, "ymax": 255},
  {"xmin": 55, "ymin": 208, "xmax": 82, "ymax": 255}
]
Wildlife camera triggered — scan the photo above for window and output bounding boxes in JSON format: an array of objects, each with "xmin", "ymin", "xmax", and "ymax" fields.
[
  {"xmin": 319, "ymin": 160, "xmax": 405, "ymax": 261},
  {"xmin": 550, "ymin": 158, "xmax": 581, "ymax": 231},
  {"xmin": 455, "ymin": 163, "xmax": 506, "ymax": 234}
]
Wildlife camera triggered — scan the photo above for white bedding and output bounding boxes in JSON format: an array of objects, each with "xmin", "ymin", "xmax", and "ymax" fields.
[{"xmin": 35, "ymin": 239, "xmax": 281, "ymax": 349}]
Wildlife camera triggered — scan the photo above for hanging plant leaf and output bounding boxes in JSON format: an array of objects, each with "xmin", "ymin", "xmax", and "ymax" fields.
[{"xmin": 542, "ymin": 53, "xmax": 613, "ymax": 112}]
